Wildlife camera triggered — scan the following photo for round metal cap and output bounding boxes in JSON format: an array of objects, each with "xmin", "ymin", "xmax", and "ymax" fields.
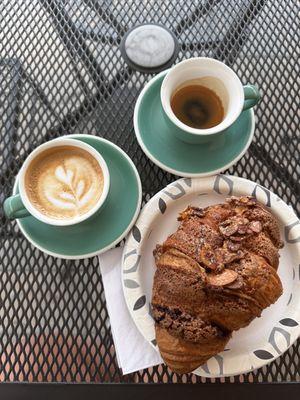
[{"xmin": 120, "ymin": 24, "xmax": 179, "ymax": 73}]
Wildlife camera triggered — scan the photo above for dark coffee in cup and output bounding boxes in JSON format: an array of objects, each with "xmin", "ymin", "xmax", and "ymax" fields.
[
  {"xmin": 171, "ymin": 79, "xmax": 224, "ymax": 129},
  {"xmin": 161, "ymin": 58, "xmax": 260, "ymax": 144}
]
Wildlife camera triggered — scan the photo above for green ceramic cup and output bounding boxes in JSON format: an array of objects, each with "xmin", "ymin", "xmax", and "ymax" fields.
[
  {"xmin": 3, "ymin": 138, "xmax": 110, "ymax": 226},
  {"xmin": 161, "ymin": 57, "xmax": 260, "ymax": 144}
]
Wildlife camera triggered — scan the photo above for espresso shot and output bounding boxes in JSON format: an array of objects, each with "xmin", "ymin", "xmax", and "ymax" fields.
[{"xmin": 171, "ymin": 81, "xmax": 224, "ymax": 129}]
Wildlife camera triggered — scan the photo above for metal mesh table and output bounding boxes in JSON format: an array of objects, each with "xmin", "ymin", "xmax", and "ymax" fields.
[{"xmin": 0, "ymin": 0, "xmax": 299, "ymax": 385}]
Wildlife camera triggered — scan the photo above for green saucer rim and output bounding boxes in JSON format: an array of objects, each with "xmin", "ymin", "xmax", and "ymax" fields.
[
  {"xmin": 134, "ymin": 70, "xmax": 255, "ymax": 177},
  {"xmin": 13, "ymin": 135, "xmax": 142, "ymax": 259}
]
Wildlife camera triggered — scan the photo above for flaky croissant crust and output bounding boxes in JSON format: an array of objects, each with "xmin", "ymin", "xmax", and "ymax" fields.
[{"xmin": 152, "ymin": 196, "xmax": 283, "ymax": 374}]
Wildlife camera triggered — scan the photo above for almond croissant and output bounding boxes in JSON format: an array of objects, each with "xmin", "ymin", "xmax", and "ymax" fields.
[{"xmin": 152, "ymin": 196, "xmax": 283, "ymax": 374}]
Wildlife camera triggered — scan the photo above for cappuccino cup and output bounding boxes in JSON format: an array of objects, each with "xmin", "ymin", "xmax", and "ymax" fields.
[{"xmin": 4, "ymin": 138, "xmax": 110, "ymax": 226}]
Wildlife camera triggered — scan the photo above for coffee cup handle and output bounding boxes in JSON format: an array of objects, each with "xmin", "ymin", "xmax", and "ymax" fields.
[
  {"xmin": 243, "ymin": 85, "xmax": 260, "ymax": 110},
  {"xmin": 3, "ymin": 194, "xmax": 31, "ymax": 219}
]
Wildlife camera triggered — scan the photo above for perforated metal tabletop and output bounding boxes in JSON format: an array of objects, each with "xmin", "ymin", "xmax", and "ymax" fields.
[{"xmin": 0, "ymin": 0, "xmax": 299, "ymax": 385}]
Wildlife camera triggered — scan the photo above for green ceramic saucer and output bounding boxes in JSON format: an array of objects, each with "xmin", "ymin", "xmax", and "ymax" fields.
[
  {"xmin": 134, "ymin": 70, "xmax": 255, "ymax": 177},
  {"xmin": 13, "ymin": 135, "xmax": 142, "ymax": 259}
]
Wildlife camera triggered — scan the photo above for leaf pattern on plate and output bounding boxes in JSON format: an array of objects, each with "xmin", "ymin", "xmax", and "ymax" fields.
[
  {"xmin": 132, "ymin": 225, "xmax": 141, "ymax": 242},
  {"xmin": 123, "ymin": 249, "xmax": 137, "ymax": 260},
  {"xmin": 284, "ymin": 221, "xmax": 300, "ymax": 244},
  {"xmin": 133, "ymin": 295, "xmax": 146, "ymax": 310},
  {"xmin": 124, "ymin": 279, "xmax": 139, "ymax": 288},
  {"xmin": 253, "ymin": 350, "xmax": 274, "ymax": 360},
  {"xmin": 123, "ymin": 251, "xmax": 141, "ymax": 274},
  {"xmin": 251, "ymin": 184, "xmax": 271, "ymax": 207},
  {"xmin": 213, "ymin": 175, "xmax": 233, "ymax": 195},
  {"xmin": 183, "ymin": 177, "xmax": 192, "ymax": 187},
  {"xmin": 164, "ymin": 182, "xmax": 186, "ymax": 200},
  {"xmin": 201, "ymin": 363, "xmax": 210, "ymax": 374},
  {"xmin": 213, "ymin": 354, "xmax": 224, "ymax": 375},
  {"xmin": 280, "ymin": 318, "xmax": 298, "ymax": 327},
  {"xmin": 269, "ymin": 327, "xmax": 290, "ymax": 354},
  {"xmin": 158, "ymin": 198, "xmax": 167, "ymax": 214}
]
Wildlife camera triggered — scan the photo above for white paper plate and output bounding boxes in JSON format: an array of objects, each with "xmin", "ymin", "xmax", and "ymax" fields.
[{"xmin": 122, "ymin": 175, "xmax": 300, "ymax": 377}]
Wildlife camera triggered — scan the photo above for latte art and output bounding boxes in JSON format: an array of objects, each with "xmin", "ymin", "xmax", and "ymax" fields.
[{"xmin": 25, "ymin": 146, "xmax": 104, "ymax": 220}]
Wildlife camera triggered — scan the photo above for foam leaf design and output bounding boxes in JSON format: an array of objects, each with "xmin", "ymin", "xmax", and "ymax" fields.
[
  {"xmin": 50, "ymin": 166, "xmax": 91, "ymax": 209},
  {"xmin": 45, "ymin": 195, "xmax": 76, "ymax": 210},
  {"xmin": 76, "ymin": 180, "xmax": 85, "ymax": 198},
  {"xmin": 59, "ymin": 192, "xmax": 75, "ymax": 201},
  {"xmin": 55, "ymin": 166, "xmax": 74, "ymax": 185}
]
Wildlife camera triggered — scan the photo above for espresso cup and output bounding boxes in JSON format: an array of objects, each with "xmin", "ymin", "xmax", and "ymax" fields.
[
  {"xmin": 161, "ymin": 57, "xmax": 260, "ymax": 144},
  {"xmin": 3, "ymin": 138, "xmax": 110, "ymax": 226}
]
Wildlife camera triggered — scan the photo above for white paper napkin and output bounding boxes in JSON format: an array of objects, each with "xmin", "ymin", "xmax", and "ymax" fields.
[{"xmin": 99, "ymin": 247, "xmax": 163, "ymax": 375}]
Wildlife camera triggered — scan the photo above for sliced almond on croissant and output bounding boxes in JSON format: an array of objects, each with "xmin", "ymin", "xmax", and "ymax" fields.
[
  {"xmin": 207, "ymin": 269, "xmax": 238, "ymax": 287},
  {"xmin": 249, "ymin": 220, "xmax": 262, "ymax": 233}
]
